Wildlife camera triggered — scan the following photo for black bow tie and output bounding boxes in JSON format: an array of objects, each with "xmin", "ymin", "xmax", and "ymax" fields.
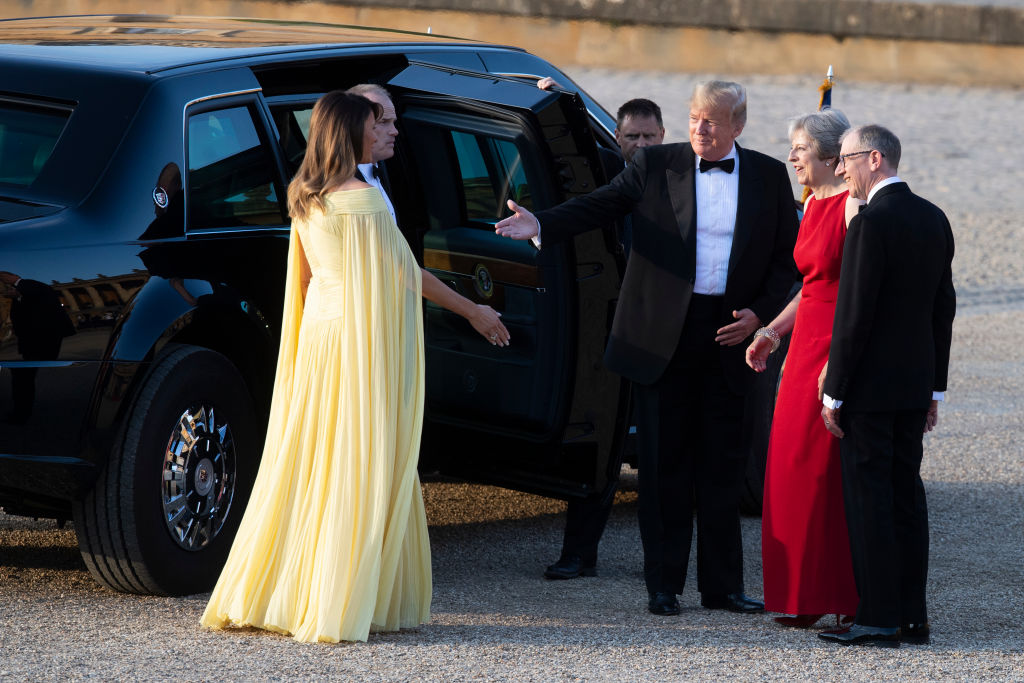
[
  {"xmin": 367, "ymin": 164, "xmax": 379, "ymax": 179},
  {"xmin": 699, "ymin": 158, "xmax": 735, "ymax": 173}
]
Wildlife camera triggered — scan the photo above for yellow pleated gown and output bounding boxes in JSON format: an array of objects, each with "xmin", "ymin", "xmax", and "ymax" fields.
[{"xmin": 201, "ymin": 188, "xmax": 431, "ymax": 643}]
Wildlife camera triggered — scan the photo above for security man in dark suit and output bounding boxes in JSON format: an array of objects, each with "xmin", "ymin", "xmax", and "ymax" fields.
[
  {"xmin": 544, "ymin": 97, "xmax": 666, "ymax": 582},
  {"xmin": 496, "ymin": 81, "xmax": 799, "ymax": 616},
  {"xmin": 819, "ymin": 124, "xmax": 955, "ymax": 647}
]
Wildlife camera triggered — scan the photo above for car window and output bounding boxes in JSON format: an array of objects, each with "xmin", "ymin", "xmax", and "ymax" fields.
[
  {"xmin": 269, "ymin": 104, "xmax": 314, "ymax": 175},
  {"xmin": 0, "ymin": 98, "xmax": 72, "ymax": 188},
  {"xmin": 187, "ymin": 105, "xmax": 283, "ymax": 230},
  {"xmin": 450, "ymin": 130, "xmax": 532, "ymax": 222}
]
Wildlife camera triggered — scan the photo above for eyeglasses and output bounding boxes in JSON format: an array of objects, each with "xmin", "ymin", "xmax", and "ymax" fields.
[{"xmin": 837, "ymin": 150, "xmax": 885, "ymax": 165}]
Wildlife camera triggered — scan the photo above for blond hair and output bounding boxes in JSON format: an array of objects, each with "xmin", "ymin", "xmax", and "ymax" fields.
[
  {"xmin": 691, "ymin": 81, "xmax": 747, "ymax": 126},
  {"xmin": 286, "ymin": 91, "xmax": 380, "ymax": 221}
]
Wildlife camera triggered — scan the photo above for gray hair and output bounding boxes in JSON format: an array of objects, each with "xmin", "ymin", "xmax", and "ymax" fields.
[
  {"xmin": 691, "ymin": 80, "xmax": 747, "ymax": 126},
  {"xmin": 346, "ymin": 83, "xmax": 391, "ymax": 103},
  {"xmin": 842, "ymin": 124, "xmax": 902, "ymax": 170},
  {"xmin": 788, "ymin": 108, "xmax": 850, "ymax": 161}
]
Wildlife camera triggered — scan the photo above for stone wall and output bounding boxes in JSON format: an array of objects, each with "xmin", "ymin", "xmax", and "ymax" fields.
[
  {"xmin": 3, "ymin": 0, "xmax": 1022, "ymax": 85},
  {"xmin": 332, "ymin": 0, "xmax": 1024, "ymax": 46}
]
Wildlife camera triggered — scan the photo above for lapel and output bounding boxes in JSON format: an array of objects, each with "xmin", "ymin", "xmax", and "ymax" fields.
[
  {"xmin": 728, "ymin": 143, "xmax": 761, "ymax": 277},
  {"xmin": 377, "ymin": 163, "xmax": 394, "ymax": 198},
  {"xmin": 666, "ymin": 144, "xmax": 697, "ymax": 279}
]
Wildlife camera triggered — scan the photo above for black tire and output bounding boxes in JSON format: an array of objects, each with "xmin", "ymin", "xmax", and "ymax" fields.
[{"xmin": 73, "ymin": 345, "xmax": 260, "ymax": 595}]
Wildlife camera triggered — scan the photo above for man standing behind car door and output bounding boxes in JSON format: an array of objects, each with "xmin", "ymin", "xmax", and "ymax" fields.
[
  {"xmin": 534, "ymin": 86, "xmax": 667, "ymax": 581},
  {"xmin": 347, "ymin": 84, "xmax": 398, "ymax": 224},
  {"xmin": 344, "ymin": 84, "xmax": 510, "ymax": 347}
]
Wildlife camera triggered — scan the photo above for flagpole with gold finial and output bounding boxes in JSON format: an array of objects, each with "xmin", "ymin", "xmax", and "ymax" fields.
[{"xmin": 802, "ymin": 65, "xmax": 835, "ymax": 204}]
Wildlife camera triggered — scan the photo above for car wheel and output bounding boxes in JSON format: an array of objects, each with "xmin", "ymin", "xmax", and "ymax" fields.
[{"xmin": 72, "ymin": 345, "xmax": 260, "ymax": 595}]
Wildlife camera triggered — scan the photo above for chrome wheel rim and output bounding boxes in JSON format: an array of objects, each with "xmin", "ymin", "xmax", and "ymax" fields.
[{"xmin": 161, "ymin": 404, "xmax": 236, "ymax": 551}]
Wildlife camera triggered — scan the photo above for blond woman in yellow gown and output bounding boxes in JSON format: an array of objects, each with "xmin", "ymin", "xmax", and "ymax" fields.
[{"xmin": 201, "ymin": 92, "xmax": 509, "ymax": 643}]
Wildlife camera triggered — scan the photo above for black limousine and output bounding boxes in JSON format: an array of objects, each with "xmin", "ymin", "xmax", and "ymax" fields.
[{"xmin": 0, "ymin": 15, "xmax": 633, "ymax": 595}]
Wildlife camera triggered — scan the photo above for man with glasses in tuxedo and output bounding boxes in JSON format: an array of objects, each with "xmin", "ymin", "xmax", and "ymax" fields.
[{"xmin": 820, "ymin": 124, "xmax": 955, "ymax": 647}]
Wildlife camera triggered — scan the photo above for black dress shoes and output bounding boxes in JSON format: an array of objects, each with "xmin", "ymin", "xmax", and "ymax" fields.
[
  {"xmin": 818, "ymin": 624, "xmax": 901, "ymax": 648},
  {"xmin": 648, "ymin": 592, "xmax": 680, "ymax": 616},
  {"xmin": 543, "ymin": 555, "xmax": 597, "ymax": 580},
  {"xmin": 701, "ymin": 592, "xmax": 765, "ymax": 614},
  {"xmin": 901, "ymin": 622, "xmax": 931, "ymax": 644}
]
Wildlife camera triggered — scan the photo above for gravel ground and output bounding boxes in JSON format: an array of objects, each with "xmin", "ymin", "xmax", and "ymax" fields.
[{"xmin": 1, "ymin": 71, "xmax": 1023, "ymax": 680}]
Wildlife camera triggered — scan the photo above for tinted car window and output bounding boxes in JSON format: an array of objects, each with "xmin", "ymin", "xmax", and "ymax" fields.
[
  {"xmin": 0, "ymin": 98, "xmax": 71, "ymax": 188},
  {"xmin": 269, "ymin": 104, "xmax": 314, "ymax": 175},
  {"xmin": 450, "ymin": 131, "xmax": 532, "ymax": 222},
  {"xmin": 187, "ymin": 106, "xmax": 283, "ymax": 230}
]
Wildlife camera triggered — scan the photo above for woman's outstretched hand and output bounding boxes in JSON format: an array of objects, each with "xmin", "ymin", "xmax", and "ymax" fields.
[
  {"xmin": 469, "ymin": 304, "xmax": 510, "ymax": 346},
  {"xmin": 745, "ymin": 336, "xmax": 773, "ymax": 372}
]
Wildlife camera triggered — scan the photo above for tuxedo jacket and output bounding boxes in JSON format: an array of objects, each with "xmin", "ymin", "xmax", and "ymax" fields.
[
  {"xmin": 537, "ymin": 142, "xmax": 799, "ymax": 391},
  {"xmin": 824, "ymin": 182, "xmax": 955, "ymax": 412}
]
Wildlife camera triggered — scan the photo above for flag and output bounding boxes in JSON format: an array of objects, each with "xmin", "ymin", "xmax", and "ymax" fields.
[{"xmin": 818, "ymin": 65, "xmax": 834, "ymax": 110}]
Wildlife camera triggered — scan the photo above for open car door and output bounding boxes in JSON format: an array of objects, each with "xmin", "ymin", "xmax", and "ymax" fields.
[{"xmin": 386, "ymin": 62, "xmax": 629, "ymax": 501}]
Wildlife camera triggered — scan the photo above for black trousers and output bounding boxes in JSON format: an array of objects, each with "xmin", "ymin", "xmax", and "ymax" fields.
[
  {"xmin": 559, "ymin": 483, "xmax": 617, "ymax": 565},
  {"xmin": 634, "ymin": 294, "xmax": 747, "ymax": 596},
  {"xmin": 840, "ymin": 409, "xmax": 930, "ymax": 628}
]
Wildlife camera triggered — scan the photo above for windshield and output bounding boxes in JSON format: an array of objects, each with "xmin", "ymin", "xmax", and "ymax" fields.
[{"xmin": 0, "ymin": 97, "xmax": 72, "ymax": 189}]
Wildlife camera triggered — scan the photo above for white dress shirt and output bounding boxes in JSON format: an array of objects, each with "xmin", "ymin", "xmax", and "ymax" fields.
[
  {"xmin": 693, "ymin": 146, "xmax": 739, "ymax": 295},
  {"xmin": 822, "ymin": 175, "xmax": 944, "ymax": 408},
  {"xmin": 358, "ymin": 163, "xmax": 396, "ymax": 224}
]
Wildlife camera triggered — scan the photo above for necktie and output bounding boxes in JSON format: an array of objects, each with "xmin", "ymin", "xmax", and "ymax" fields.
[
  {"xmin": 699, "ymin": 158, "xmax": 735, "ymax": 174},
  {"xmin": 368, "ymin": 164, "xmax": 379, "ymax": 180}
]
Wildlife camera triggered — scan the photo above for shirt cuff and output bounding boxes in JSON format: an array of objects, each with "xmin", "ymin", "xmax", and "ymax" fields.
[
  {"xmin": 530, "ymin": 221, "xmax": 542, "ymax": 250},
  {"xmin": 933, "ymin": 391, "xmax": 944, "ymax": 402},
  {"xmin": 822, "ymin": 393, "xmax": 843, "ymax": 409}
]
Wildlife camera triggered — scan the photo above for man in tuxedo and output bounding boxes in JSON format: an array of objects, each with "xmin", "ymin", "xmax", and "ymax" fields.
[
  {"xmin": 496, "ymin": 81, "xmax": 799, "ymax": 615},
  {"xmin": 346, "ymin": 83, "xmax": 398, "ymax": 224},
  {"xmin": 544, "ymin": 97, "xmax": 665, "ymax": 581},
  {"xmin": 344, "ymin": 84, "xmax": 510, "ymax": 347},
  {"xmin": 819, "ymin": 125, "xmax": 955, "ymax": 647}
]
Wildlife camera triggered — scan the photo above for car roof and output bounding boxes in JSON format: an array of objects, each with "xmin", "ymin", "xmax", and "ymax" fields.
[{"xmin": 0, "ymin": 14, "xmax": 507, "ymax": 74}]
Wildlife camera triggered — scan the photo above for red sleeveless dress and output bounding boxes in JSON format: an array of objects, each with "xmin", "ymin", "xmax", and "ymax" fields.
[{"xmin": 761, "ymin": 190, "xmax": 859, "ymax": 616}]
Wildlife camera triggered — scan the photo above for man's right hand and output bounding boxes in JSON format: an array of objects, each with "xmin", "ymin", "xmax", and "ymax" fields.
[
  {"xmin": 495, "ymin": 200, "xmax": 540, "ymax": 240},
  {"xmin": 924, "ymin": 399, "xmax": 939, "ymax": 432}
]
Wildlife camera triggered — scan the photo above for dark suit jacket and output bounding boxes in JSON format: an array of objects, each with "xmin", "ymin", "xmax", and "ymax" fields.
[
  {"xmin": 537, "ymin": 142, "xmax": 799, "ymax": 391},
  {"xmin": 824, "ymin": 182, "xmax": 956, "ymax": 412}
]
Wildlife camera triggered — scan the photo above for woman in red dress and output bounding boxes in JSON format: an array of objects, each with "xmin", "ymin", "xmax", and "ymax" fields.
[{"xmin": 746, "ymin": 109, "xmax": 863, "ymax": 628}]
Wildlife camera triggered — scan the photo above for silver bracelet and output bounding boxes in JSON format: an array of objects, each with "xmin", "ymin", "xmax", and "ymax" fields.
[{"xmin": 754, "ymin": 326, "xmax": 781, "ymax": 353}]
